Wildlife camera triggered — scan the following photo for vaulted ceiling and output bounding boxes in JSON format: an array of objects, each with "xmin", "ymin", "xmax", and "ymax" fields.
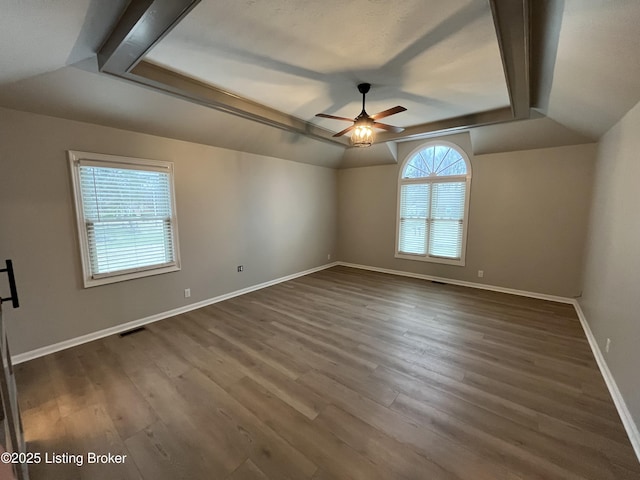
[{"xmin": 1, "ymin": 0, "xmax": 638, "ymax": 168}]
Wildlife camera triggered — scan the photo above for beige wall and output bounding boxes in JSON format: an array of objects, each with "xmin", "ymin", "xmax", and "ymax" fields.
[
  {"xmin": 580, "ymin": 99, "xmax": 640, "ymax": 424},
  {"xmin": 337, "ymin": 139, "xmax": 596, "ymax": 297},
  {"xmin": 0, "ymin": 108, "xmax": 337, "ymax": 355}
]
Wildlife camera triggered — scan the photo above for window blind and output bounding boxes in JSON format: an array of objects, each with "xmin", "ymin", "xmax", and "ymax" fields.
[
  {"xmin": 398, "ymin": 181, "xmax": 465, "ymax": 259},
  {"xmin": 429, "ymin": 182, "xmax": 465, "ymax": 259},
  {"xmin": 78, "ymin": 164, "xmax": 176, "ymax": 278},
  {"xmin": 399, "ymin": 184, "xmax": 429, "ymax": 255}
]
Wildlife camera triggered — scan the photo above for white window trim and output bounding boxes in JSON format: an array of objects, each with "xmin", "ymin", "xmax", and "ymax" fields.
[
  {"xmin": 394, "ymin": 140, "xmax": 472, "ymax": 266},
  {"xmin": 68, "ymin": 150, "xmax": 181, "ymax": 288}
]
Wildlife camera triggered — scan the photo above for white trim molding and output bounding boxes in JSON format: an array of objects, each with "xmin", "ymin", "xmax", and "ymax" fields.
[
  {"xmin": 12, "ymin": 262, "xmax": 339, "ymax": 365},
  {"xmin": 337, "ymin": 262, "xmax": 575, "ymax": 304},
  {"xmin": 572, "ymin": 301, "xmax": 640, "ymax": 462}
]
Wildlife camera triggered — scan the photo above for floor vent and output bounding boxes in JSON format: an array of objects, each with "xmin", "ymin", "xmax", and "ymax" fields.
[{"xmin": 119, "ymin": 326, "xmax": 147, "ymax": 337}]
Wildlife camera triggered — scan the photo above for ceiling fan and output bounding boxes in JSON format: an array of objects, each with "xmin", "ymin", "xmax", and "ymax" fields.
[{"xmin": 315, "ymin": 83, "xmax": 407, "ymax": 147}]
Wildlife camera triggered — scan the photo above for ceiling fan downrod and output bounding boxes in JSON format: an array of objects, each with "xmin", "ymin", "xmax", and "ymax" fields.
[{"xmin": 357, "ymin": 83, "xmax": 371, "ymax": 118}]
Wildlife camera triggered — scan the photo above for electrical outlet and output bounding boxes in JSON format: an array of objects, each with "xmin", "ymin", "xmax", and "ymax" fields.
[
  {"xmin": 237, "ymin": 265, "xmax": 243, "ymax": 272},
  {"xmin": 327, "ymin": 254, "xmax": 331, "ymax": 260},
  {"xmin": 605, "ymin": 338, "xmax": 611, "ymax": 353},
  {"xmin": 184, "ymin": 288, "xmax": 191, "ymax": 298},
  {"xmin": 477, "ymin": 270, "xmax": 484, "ymax": 278}
]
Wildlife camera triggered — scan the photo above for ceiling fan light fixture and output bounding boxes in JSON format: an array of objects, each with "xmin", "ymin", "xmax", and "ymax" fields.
[
  {"xmin": 351, "ymin": 121, "xmax": 375, "ymax": 147},
  {"xmin": 316, "ymin": 82, "xmax": 405, "ymax": 146}
]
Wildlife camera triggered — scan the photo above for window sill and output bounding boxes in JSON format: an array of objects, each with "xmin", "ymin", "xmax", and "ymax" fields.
[
  {"xmin": 395, "ymin": 252, "xmax": 465, "ymax": 267},
  {"xmin": 83, "ymin": 264, "xmax": 180, "ymax": 288}
]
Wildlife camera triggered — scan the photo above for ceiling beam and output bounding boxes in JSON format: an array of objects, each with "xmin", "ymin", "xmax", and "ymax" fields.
[
  {"xmin": 98, "ymin": 0, "xmax": 198, "ymax": 74},
  {"xmin": 97, "ymin": 0, "xmax": 348, "ymax": 146},
  {"xmin": 529, "ymin": 0, "xmax": 564, "ymax": 113},
  {"xmin": 489, "ymin": 0, "xmax": 531, "ymax": 119},
  {"xmin": 129, "ymin": 61, "xmax": 346, "ymax": 144},
  {"xmin": 377, "ymin": 107, "xmax": 514, "ymax": 143}
]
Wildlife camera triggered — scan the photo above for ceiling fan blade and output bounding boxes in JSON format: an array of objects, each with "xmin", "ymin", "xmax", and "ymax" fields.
[
  {"xmin": 316, "ymin": 113, "xmax": 355, "ymax": 122},
  {"xmin": 373, "ymin": 122, "xmax": 405, "ymax": 133},
  {"xmin": 370, "ymin": 106, "xmax": 407, "ymax": 120},
  {"xmin": 333, "ymin": 125, "xmax": 355, "ymax": 137}
]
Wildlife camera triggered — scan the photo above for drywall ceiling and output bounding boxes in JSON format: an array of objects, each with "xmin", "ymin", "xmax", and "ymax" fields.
[
  {"xmin": 0, "ymin": 0, "xmax": 639, "ymax": 166},
  {"xmin": 544, "ymin": 0, "xmax": 640, "ymax": 139},
  {"xmin": 146, "ymin": 0, "xmax": 510, "ymax": 129},
  {"xmin": 0, "ymin": 0, "xmax": 127, "ymax": 85}
]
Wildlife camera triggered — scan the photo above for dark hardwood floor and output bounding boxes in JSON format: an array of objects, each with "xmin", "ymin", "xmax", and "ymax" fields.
[{"xmin": 15, "ymin": 266, "xmax": 640, "ymax": 479}]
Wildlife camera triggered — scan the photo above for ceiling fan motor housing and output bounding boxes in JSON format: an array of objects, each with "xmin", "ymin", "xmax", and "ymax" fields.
[{"xmin": 357, "ymin": 83, "xmax": 371, "ymax": 95}]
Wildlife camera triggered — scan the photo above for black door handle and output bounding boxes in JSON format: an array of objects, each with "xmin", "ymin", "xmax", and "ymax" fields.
[{"xmin": 0, "ymin": 259, "xmax": 19, "ymax": 309}]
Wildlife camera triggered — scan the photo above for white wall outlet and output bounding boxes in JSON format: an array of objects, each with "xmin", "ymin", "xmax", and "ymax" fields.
[
  {"xmin": 327, "ymin": 254, "xmax": 331, "ymax": 260},
  {"xmin": 237, "ymin": 265, "xmax": 243, "ymax": 272},
  {"xmin": 184, "ymin": 288, "xmax": 191, "ymax": 298},
  {"xmin": 477, "ymin": 270, "xmax": 484, "ymax": 278},
  {"xmin": 605, "ymin": 338, "xmax": 611, "ymax": 353}
]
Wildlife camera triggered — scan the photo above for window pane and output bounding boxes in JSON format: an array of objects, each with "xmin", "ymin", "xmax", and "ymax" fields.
[
  {"xmin": 403, "ymin": 160, "xmax": 429, "ymax": 179},
  {"xmin": 436, "ymin": 151, "xmax": 467, "ymax": 176},
  {"xmin": 88, "ymin": 219, "xmax": 174, "ymax": 274},
  {"xmin": 431, "ymin": 182, "xmax": 465, "ymax": 220},
  {"xmin": 429, "ymin": 182, "xmax": 465, "ymax": 258},
  {"xmin": 399, "ymin": 184, "xmax": 429, "ymax": 254},
  {"xmin": 79, "ymin": 165, "xmax": 176, "ymax": 277},
  {"xmin": 79, "ymin": 167, "xmax": 172, "ymax": 221},
  {"xmin": 400, "ymin": 184, "xmax": 430, "ymax": 217},
  {"xmin": 399, "ymin": 219, "xmax": 427, "ymax": 254},
  {"xmin": 429, "ymin": 220, "xmax": 463, "ymax": 258}
]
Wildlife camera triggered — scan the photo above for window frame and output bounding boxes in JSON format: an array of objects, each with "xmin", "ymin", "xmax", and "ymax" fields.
[
  {"xmin": 68, "ymin": 150, "xmax": 181, "ymax": 288},
  {"xmin": 394, "ymin": 140, "xmax": 472, "ymax": 266}
]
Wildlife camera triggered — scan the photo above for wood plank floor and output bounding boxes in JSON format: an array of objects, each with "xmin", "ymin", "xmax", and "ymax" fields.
[{"xmin": 15, "ymin": 266, "xmax": 640, "ymax": 479}]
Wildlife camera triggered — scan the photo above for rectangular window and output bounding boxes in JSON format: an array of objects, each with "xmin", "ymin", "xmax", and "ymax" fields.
[
  {"xmin": 398, "ymin": 180, "xmax": 466, "ymax": 262},
  {"xmin": 69, "ymin": 151, "xmax": 180, "ymax": 287}
]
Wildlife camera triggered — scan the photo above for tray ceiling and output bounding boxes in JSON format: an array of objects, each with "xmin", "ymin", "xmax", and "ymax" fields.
[{"xmin": 145, "ymin": 0, "xmax": 510, "ymax": 133}]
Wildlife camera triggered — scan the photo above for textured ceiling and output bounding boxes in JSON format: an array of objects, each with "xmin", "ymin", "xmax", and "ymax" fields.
[
  {"xmin": 146, "ymin": 0, "xmax": 510, "ymax": 130},
  {"xmin": 0, "ymin": 0, "xmax": 127, "ymax": 85}
]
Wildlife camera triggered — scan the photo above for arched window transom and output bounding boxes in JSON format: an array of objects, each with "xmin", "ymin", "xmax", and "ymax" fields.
[{"xmin": 402, "ymin": 144, "xmax": 468, "ymax": 178}]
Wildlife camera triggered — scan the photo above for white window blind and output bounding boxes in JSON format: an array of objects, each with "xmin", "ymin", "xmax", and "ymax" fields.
[
  {"xmin": 399, "ymin": 184, "xmax": 429, "ymax": 255},
  {"xmin": 429, "ymin": 182, "xmax": 465, "ymax": 259},
  {"xmin": 69, "ymin": 151, "xmax": 180, "ymax": 287}
]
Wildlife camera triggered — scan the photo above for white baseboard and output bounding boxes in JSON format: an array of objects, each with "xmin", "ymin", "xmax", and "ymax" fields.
[
  {"xmin": 572, "ymin": 301, "xmax": 640, "ymax": 462},
  {"xmin": 336, "ymin": 262, "xmax": 575, "ymax": 304},
  {"xmin": 12, "ymin": 262, "xmax": 339, "ymax": 365}
]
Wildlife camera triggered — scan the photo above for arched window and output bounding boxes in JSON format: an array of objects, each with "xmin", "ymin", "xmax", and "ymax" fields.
[{"xmin": 396, "ymin": 142, "xmax": 472, "ymax": 266}]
